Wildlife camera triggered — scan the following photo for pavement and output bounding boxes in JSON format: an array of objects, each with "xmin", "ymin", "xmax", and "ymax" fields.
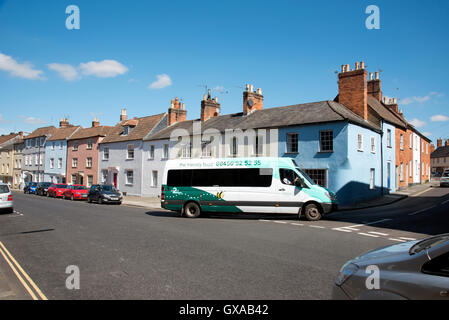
[{"xmin": 0, "ymin": 186, "xmax": 448, "ymax": 299}]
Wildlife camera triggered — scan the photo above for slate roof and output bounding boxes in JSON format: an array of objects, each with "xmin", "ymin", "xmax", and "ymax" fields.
[
  {"xmin": 431, "ymin": 146, "xmax": 449, "ymax": 158},
  {"xmin": 68, "ymin": 126, "xmax": 114, "ymax": 140},
  {"xmin": 367, "ymin": 96, "xmax": 407, "ymax": 129},
  {"xmin": 47, "ymin": 126, "xmax": 81, "ymax": 141},
  {"xmin": 23, "ymin": 126, "xmax": 57, "ymax": 140},
  {"xmin": 146, "ymin": 100, "xmax": 381, "ymax": 141},
  {"xmin": 100, "ymin": 113, "xmax": 165, "ymax": 144}
]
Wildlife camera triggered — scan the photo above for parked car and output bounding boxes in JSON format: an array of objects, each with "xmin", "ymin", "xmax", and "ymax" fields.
[
  {"xmin": 333, "ymin": 234, "xmax": 449, "ymax": 300},
  {"xmin": 24, "ymin": 182, "xmax": 38, "ymax": 194},
  {"xmin": 0, "ymin": 183, "xmax": 13, "ymax": 213},
  {"xmin": 64, "ymin": 185, "xmax": 89, "ymax": 200},
  {"xmin": 440, "ymin": 170, "xmax": 449, "ymax": 187},
  {"xmin": 87, "ymin": 185, "xmax": 122, "ymax": 205},
  {"xmin": 36, "ymin": 182, "xmax": 53, "ymax": 196},
  {"xmin": 48, "ymin": 183, "xmax": 69, "ymax": 198}
]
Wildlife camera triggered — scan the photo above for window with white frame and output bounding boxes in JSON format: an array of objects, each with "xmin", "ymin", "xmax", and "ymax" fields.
[
  {"xmin": 370, "ymin": 137, "xmax": 376, "ymax": 153},
  {"xmin": 182, "ymin": 143, "xmax": 192, "ymax": 158},
  {"xmin": 370, "ymin": 169, "xmax": 375, "ymax": 189},
  {"xmin": 127, "ymin": 145, "xmax": 134, "ymax": 159},
  {"xmin": 163, "ymin": 144, "xmax": 169, "ymax": 159},
  {"xmin": 72, "ymin": 158, "xmax": 78, "ymax": 168},
  {"xmin": 58, "ymin": 158, "xmax": 62, "ymax": 169},
  {"xmin": 320, "ymin": 130, "xmax": 333, "ymax": 152},
  {"xmin": 103, "ymin": 147, "xmax": 109, "ymax": 160},
  {"xmin": 400, "ymin": 134, "xmax": 404, "ymax": 150},
  {"xmin": 102, "ymin": 170, "xmax": 108, "ymax": 183},
  {"xmin": 73, "ymin": 141, "xmax": 78, "ymax": 151},
  {"xmin": 254, "ymin": 135, "xmax": 263, "ymax": 156},
  {"xmin": 52, "ymin": 142, "xmax": 55, "ymax": 150},
  {"xmin": 86, "ymin": 157, "xmax": 92, "ymax": 168},
  {"xmin": 50, "ymin": 158, "xmax": 54, "ymax": 169},
  {"xmin": 87, "ymin": 139, "xmax": 93, "ymax": 150},
  {"xmin": 231, "ymin": 137, "xmax": 238, "ymax": 157},
  {"xmin": 357, "ymin": 134, "xmax": 363, "ymax": 151},
  {"xmin": 202, "ymin": 141, "xmax": 212, "ymax": 158},
  {"xmin": 409, "ymin": 160, "xmax": 412, "ymax": 177},
  {"xmin": 387, "ymin": 129, "xmax": 392, "ymax": 147},
  {"xmin": 59, "ymin": 141, "xmax": 63, "ymax": 149},
  {"xmin": 152, "ymin": 171, "xmax": 158, "ymax": 187},
  {"xmin": 35, "ymin": 155, "xmax": 38, "ymax": 165},
  {"xmin": 87, "ymin": 175, "xmax": 93, "ymax": 188},
  {"xmin": 72, "ymin": 174, "xmax": 77, "ymax": 185},
  {"xmin": 149, "ymin": 145, "xmax": 155, "ymax": 159},
  {"xmin": 286, "ymin": 133, "xmax": 298, "ymax": 153},
  {"xmin": 39, "ymin": 154, "xmax": 43, "ymax": 165},
  {"xmin": 400, "ymin": 163, "xmax": 404, "ymax": 181},
  {"xmin": 409, "ymin": 133, "xmax": 412, "ymax": 149},
  {"xmin": 126, "ymin": 170, "xmax": 134, "ymax": 185}
]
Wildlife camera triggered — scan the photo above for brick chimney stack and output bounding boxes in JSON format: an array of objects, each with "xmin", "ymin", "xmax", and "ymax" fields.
[
  {"xmin": 59, "ymin": 118, "xmax": 70, "ymax": 128},
  {"xmin": 367, "ymin": 71, "xmax": 382, "ymax": 101},
  {"xmin": 120, "ymin": 109, "xmax": 128, "ymax": 122},
  {"xmin": 430, "ymin": 144, "xmax": 435, "ymax": 153},
  {"xmin": 445, "ymin": 139, "xmax": 449, "ymax": 147},
  {"xmin": 243, "ymin": 84, "xmax": 263, "ymax": 115},
  {"xmin": 437, "ymin": 138, "xmax": 443, "ymax": 148},
  {"xmin": 168, "ymin": 97, "xmax": 187, "ymax": 126},
  {"xmin": 201, "ymin": 90, "xmax": 220, "ymax": 122},
  {"xmin": 338, "ymin": 61, "xmax": 368, "ymax": 120},
  {"xmin": 92, "ymin": 117, "xmax": 100, "ymax": 128}
]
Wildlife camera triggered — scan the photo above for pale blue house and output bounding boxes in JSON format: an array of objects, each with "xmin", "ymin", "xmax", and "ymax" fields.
[{"xmin": 44, "ymin": 121, "xmax": 80, "ymax": 183}]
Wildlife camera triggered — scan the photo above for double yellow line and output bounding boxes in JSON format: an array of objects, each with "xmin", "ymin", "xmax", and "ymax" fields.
[{"xmin": 0, "ymin": 241, "xmax": 47, "ymax": 300}]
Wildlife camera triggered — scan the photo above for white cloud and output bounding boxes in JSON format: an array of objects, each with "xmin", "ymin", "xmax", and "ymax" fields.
[
  {"xmin": 0, "ymin": 52, "xmax": 44, "ymax": 80},
  {"xmin": 23, "ymin": 117, "xmax": 47, "ymax": 125},
  {"xmin": 430, "ymin": 115, "xmax": 449, "ymax": 122},
  {"xmin": 79, "ymin": 60, "xmax": 128, "ymax": 78},
  {"xmin": 47, "ymin": 63, "xmax": 80, "ymax": 81},
  {"xmin": 401, "ymin": 95, "xmax": 431, "ymax": 105},
  {"xmin": 148, "ymin": 74, "xmax": 172, "ymax": 89},
  {"xmin": 409, "ymin": 118, "xmax": 426, "ymax": 128},
  {"xmin": 422, "ymin": 132, "xmax": 432, "ymax": 137}
]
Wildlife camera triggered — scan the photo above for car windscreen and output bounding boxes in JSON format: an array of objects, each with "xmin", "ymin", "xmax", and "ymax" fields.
[
  {"xmin": 101, "ymin": 185, "xmax": 117, "ymax": 192},
  {"xmin": 296, "ymin": 168, "xmax": 316, "ymax": 185},
  {"xmin": 41, "ymin": 183, "xmax": 52, "ymax": 187},
  {"xmin": 410, "ymin": 234, "xmax": 449, "ymax": 255},
  {"xmin": 56, "ymin": 184, "xmax": 68, "ymax": 188},
  {"xmin": 443, "ymin": 172, "xmax": 449, "ymax": 177},
  {"xmin": 73, "ymin": 186, "xmax": 87, "ymax": 190},
  {"xmin": 0, "ymin": 185, "xmax": 10, "ymax": 194}
]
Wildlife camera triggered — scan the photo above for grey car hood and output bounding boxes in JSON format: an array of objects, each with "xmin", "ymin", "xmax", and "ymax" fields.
[{"xmin": 352, "ymin": 241, "xmax": 420, "ymax": 263}]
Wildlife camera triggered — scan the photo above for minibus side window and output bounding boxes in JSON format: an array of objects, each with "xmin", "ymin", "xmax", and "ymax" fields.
[{"xmin": 280, "ymin": 169, "xmax": 308, "ymax": 188}]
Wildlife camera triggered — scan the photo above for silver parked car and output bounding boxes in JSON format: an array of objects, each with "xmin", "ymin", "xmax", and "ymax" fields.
[
  {"xmin": 440, "ymin": 170, "xmax": 449, "ymax": 187},
  {"xmin": 333, "ymin": 234, "xmax": 449, "ymax": 300},
  {"xmin": 0, "ymin": 183, "xmax": 13, "ymax": 213}
]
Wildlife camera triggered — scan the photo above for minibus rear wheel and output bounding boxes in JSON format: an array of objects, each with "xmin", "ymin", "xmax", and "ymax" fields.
[
  {"xmin": 303, "ymin": 203, "xmax": 322, "ymax": 221},
  {"xmin": 184, "ymin": 202, "xmax": 201, "ymax": 218}
]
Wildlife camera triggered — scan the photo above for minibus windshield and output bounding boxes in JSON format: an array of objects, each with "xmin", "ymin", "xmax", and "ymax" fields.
[{"xmin": 296, "ymin": 168, "xmax": 316, "ymax": 185}]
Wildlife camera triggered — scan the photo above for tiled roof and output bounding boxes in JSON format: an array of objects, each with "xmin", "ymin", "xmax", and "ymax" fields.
[
  {"xmin": 146, "ymin": 100, "xmax": 381, "ymax": 141},
  {"xmin": 23, "ymin": 126, "xmax": 57, "ymax": 139},
  {"xmin": 47, "ymin": 126, "xmax": 81, "ymax": 141},
  {"xmin": 68, "ymin": 125, "xmax": 114, "ymax": 140},
  {"xmin": 431, "ymin": 146, "xmax": 449, "ymax": 158},
  {"xmin": 101, "ymin": 113, "xmax": 165, "ymax": 144},
  {"xmin": 0, "ymin": 133, "xmax": 20, "ymax": 147}
]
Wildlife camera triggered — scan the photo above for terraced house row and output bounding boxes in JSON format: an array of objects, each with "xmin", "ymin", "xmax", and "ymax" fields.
[{"xmin": 0, "ymin": 62, "xmax": 432, "ymax": 205}]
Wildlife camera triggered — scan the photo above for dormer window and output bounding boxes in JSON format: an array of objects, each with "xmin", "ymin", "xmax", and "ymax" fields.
[{"xmin": 123, "ymin": 126, "xmax": 130, "ymax": 136}]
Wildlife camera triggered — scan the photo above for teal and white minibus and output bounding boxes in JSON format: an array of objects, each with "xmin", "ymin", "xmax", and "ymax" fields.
[{"xmin": 161, "ymin": 157, "xmax": 338, "ymax": 221}]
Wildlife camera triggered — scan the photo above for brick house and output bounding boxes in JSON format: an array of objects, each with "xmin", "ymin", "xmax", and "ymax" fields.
[{"xmin": 66, "ymin": 119, "xmax": 113, "ymax": 187}]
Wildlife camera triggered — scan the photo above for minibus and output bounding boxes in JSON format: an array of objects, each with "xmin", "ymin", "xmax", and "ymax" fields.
[{"xmin": 161, "ymin": 157, "xmax": 338, "ymax": 221}]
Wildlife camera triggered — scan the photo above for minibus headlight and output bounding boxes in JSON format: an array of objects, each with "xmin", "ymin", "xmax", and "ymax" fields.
[
  {"xmin": 335, "ymin": 263, "xmax": 359, "ymax": 286},
  {"xmin": 325, "ymin": 191, "xmax": 337, "ymax": 201}
]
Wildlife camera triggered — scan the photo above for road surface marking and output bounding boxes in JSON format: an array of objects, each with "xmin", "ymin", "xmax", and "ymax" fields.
[
  {"xmin": 332, "ymin": 228, "xmax": 353, "ymax": 233},
  {"xmin": 368, "ymin": 232, "xmax": 389, "ymax": 236},
  {"xmin": 0, "ymin": 241, "xmax": 47, "ymax": 300},
  {"xmin": 412, "ymin": 188, "xmax": 432, "ymax": 198},
  {"xmin": 358, "ymin": 233, "xmax": 380, "ymax": 238},
  {"xmin": 399, "ymin": 237, "xmax": 416, "ymax": 241},
  {"xmin": 259, "ymin": 220, "xmax": 271, "ymax": 222},
  {"xmin": 442, "ymin": 199, "xmax": 449, "ymax": 205},
  {"xmin": 290, "ymin": 223, "xmax": 304, "ymax": 226},
  {"xmin": 388, "ymin": 238, "xmax": 407, "ymax": 242},
  {"xmin": 336, "ymin": 219, "xmax": 392, "ymax": 231},
  {"xmin": 309, "ymin": 225, "xmax": 326, "ymax": 229},
  {"xmin": 273, "ymin": 221, "xmax": 288, "ymax": 224},
  {"xmin": 408, "ymin": 206, "xmax": 437, "ymax": 216}
]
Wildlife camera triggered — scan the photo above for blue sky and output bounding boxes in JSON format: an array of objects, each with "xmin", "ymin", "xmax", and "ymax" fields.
[{"xmin": 1, "ymin": 0, "xmax": 448, "ymax": 142}]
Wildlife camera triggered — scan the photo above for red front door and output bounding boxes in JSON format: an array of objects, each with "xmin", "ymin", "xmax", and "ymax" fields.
[{"xmin": 113, "ymin": 173, "xmax": 118, "ymax": 188}]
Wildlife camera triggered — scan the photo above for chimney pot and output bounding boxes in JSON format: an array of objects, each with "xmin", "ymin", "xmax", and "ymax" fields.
[
  {"xmin": 375, "ymin": 72, "xmax": 380, "ymax": 80},
  {"xmin": 120, "ymin": 108, "xmax": 128, "ymax": 121},
  {"xmin": 341, "ymin": 65, "xmax": 346, "ymax": 73},
  {"xmin": 256, "ymin": 88, "xmax": 262, "ymax": 95},
  {"xmin": 369, "ymin": 72, "xmax": 374, "ymax": 80},
  {"xmin": 355, "ymin": 62, "xmax": 360, "ymax": 70},
  {"xmin": 360, "ymin": 61, "xmax": 365, "ymax": 69}
]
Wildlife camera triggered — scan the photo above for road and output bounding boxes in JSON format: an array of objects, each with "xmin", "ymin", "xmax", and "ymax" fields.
[{"xmin": 0, "ymin": 186, "xmax": 448, "ymax": 300}]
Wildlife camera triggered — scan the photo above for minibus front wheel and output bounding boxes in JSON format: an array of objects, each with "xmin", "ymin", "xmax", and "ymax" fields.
[
  {"xmin": 183, "ymin": 201, "xmax": 201, "ymax": 218},
  {"xmin": 302, "ymin": 203, "xmax": 322, "ymax": 221}
]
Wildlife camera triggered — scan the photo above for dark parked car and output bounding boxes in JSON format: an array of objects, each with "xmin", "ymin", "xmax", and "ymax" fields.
[
  {"xmin": 24, "ymin": 182, "xmax": 38, "ymax": 194},
  {"xmin": 333, "ymin": 234, "xmax": 449, "ymax": 300},
  {"xmin": 87, "ymin": 185, "xmax": 122, "ymax": 205},
  {"xmin": 36, "ymin": 182, "xmax": 53, "ymax": 196}
]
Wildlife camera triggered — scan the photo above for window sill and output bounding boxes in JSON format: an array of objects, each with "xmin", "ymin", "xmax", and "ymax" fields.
[
  {"xmin": 357, "ymin": 150, "xmax": 364, "ymax": 152},
  {"xmin": 126, "ymin": 158, "xmax": 135, "ymax": 161},
  {"xmin": 284, "ymin": 152, "xmax": 299, "ymax": 155},
  {"xmin": 318, "ymin": 151, "xmax": 334, "ymax": 154}
]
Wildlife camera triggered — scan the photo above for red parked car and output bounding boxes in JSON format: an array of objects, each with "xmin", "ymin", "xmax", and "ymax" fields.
[
  {"xmin": 48, "ymin": 184, "xmax": 69, "ymax": 198},
  {"xmin": 64, "ymin": 185, "xmax": 89, "ymax": 201}
]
